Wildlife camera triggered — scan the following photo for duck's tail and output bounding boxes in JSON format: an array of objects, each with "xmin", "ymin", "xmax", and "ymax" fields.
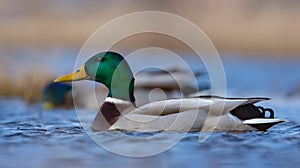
[
  {"xmin": 243, "ymin": 118, "xmax": 287, "ymax": 131},
  {"xmin": 230, "ymin": 104, "xmax": 287, "ymax": 131}
]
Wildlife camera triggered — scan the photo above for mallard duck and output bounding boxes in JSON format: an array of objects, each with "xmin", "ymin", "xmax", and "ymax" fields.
[
  {"xmin": 54, "ymin": 51, "xmax": 286, "ymax": 132},
  {"xmin": 134, "ymin": 67, "xmax": 210, "ymax": 105},
  {"xmin": 135, "ymin": 67, "xmax": 206, "ymax": 91},
  {"xmin": 42, "ymin": 82, "xmax": 73, "ymax": 109}
]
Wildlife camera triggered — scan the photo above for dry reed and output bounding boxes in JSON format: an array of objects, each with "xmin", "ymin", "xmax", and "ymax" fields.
[{"xmin": 0, "ymin": 64, "xmax": 53, "ymax": 104}]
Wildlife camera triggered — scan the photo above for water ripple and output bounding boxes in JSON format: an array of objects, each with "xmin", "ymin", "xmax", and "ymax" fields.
[{"xmin": 0, "ymin": 98, "xmax": 300, "ymax": 168}]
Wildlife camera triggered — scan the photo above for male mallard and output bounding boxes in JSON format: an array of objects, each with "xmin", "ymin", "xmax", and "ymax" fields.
[
  {"xmin": 135, "ymin": 67, "xmax": 207, "ymax": 93},
  {"xmin": 42, "ymin": 82, "xmax": 72, "ymax": 109},
  {"xmin": 54, "ymin": 51, "xmax": 286, "ymax": 132},
  {"xmin": 134, "ymin": 67, "xmax": 210, "ymax": 105}
]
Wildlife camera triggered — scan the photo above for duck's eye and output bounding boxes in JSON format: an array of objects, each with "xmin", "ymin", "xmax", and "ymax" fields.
[
  {"xmin": 97, "ymin": 57, "xmax": 102, "ymax": 61},
  {"xmin": 76, "ymin": 69, "xmax": 80, "ymax": 73}
]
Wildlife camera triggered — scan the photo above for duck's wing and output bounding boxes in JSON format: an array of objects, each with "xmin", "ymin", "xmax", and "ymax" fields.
[
  {"xmin": 110, "ymin": 110, "xmax": 205, "ymax": 132},
  {"xmin": 129, "ymin": 97, "xmax": 270, "ymax": 116},
  {"xmin": 199, "ymin": 96, "xmax": 270, "ymax": 116}
]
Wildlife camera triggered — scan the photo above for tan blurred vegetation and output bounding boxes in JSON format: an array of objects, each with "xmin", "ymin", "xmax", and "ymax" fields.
[
  {"xmin": 0, "ymin": 58, "xmax": 53, "ymax": 103},
  {"xmin": 0, "ymin": 0, "xmax": 300, "ymax": 55}
]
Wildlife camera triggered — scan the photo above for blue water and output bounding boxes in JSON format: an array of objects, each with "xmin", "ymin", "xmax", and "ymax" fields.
[{"xmin": 1, "ymin": 52, "xmax": 300, "ymax": 168}]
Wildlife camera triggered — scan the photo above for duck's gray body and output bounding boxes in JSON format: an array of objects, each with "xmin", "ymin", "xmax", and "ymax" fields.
[{"xmin": 92, "ymin": 96, "xmax": 285, "ymax": 132}]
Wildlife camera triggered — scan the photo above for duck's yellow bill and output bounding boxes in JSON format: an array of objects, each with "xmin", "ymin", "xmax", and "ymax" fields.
[{"xmin": 54, "ymin": 65, "xmax": 89, "ymax": 82}]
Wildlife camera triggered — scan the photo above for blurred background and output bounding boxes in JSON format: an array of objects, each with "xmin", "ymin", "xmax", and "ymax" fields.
[
  {"xmin": 1, "ymin": 1, "xmax": 300, "ymax": 167},
  {"xmin": 0, "ymin": 0, "xmax": 300, "ymax": 102},
  {"xmin": 1, "ymin": 0, "xmax": 300, "ymax": 54}
]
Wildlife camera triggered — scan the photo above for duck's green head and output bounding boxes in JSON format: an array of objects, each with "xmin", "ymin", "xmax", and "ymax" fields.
[{"xmin": 54, "ymin": 51, "xmax": 135, "ymax": 102}]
